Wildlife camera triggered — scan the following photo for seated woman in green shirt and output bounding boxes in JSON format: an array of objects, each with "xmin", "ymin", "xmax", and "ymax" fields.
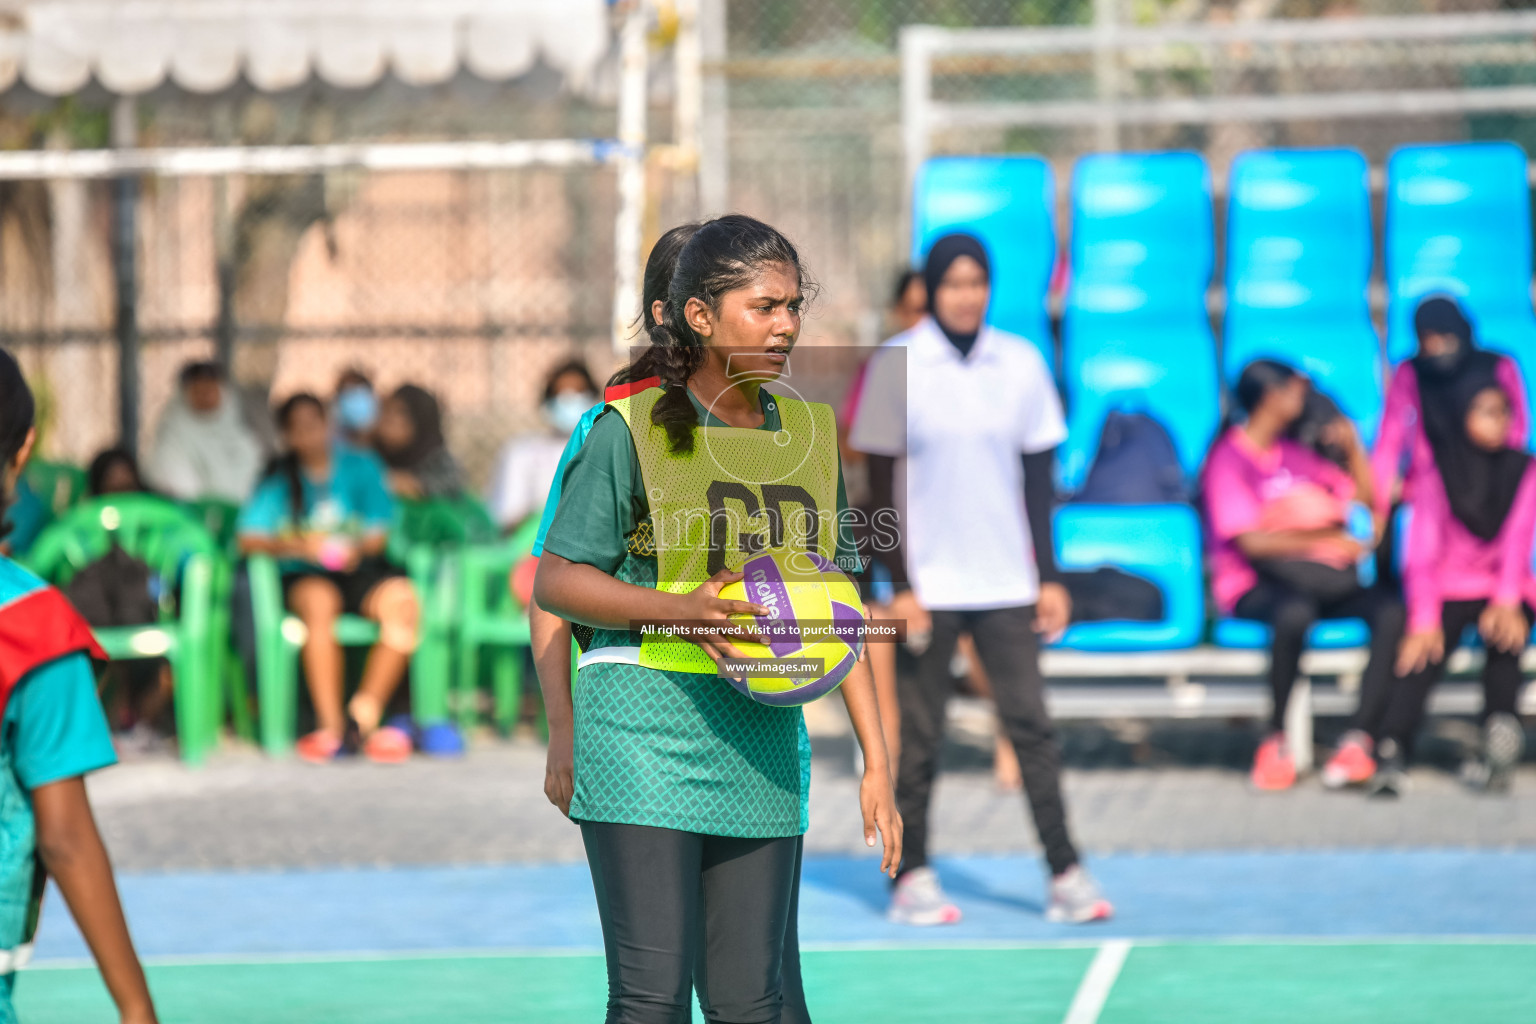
[
  {"xmin": 238, "ymin": 394, "xmax": 419, "ymax": 764},
  {"xmin": 536, "ymin": 215, "xmax": 900, "ymax": 1023}
]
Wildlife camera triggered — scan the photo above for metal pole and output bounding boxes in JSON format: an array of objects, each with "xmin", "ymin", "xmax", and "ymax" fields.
[
  {"xmin": 899, "ymin": 27, "xmax": 933, "ymax": 257},
  {"xmin": 111, "ymin": 96, "xmax": 140, "ymax": 455},
  {"xmin": 1093, "ymin": 0, "xmax": 1120, "ymax": 151},
  {"xmin": 212, "ymin": 101, "xmax": 236, "ymax": 372},
  {"xmin": 611, "ymin": 0, "xmax": 648, "ymax": 355},
  {"xmin": 674, "ymin": 0, "xmax": 703, "ymax": 211},
  {"xmin": 698, "ymin": 0, "xmax": 729, "ymax": 216}
]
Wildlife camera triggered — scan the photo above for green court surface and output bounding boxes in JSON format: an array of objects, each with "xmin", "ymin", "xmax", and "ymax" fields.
[{"xmin": 17, "ymin": 942, "xmax": 1535, "ymax": 1024}]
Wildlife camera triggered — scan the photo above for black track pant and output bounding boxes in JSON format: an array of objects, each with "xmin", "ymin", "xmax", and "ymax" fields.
[
  {"xmin": 580, "ymin": 821, "xmax": 801, "ymax": 1024},
  {"xmin": 1379, "ymin": 598, "xmax": 1533, "ymax": 758},
  {"xmin": 1233, "ymin": 564, "xmax": 1406, "ymax": 734},
  {"xmin": 898, "ymin": 604, "xmax": 1080, "ymax": 878}
]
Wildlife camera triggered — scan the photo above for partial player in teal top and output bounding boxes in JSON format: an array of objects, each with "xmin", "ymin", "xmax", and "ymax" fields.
[
  {"xmin": 0, "ymin": 349, "xmax": 158, "ymax": 1024},
  {"xmin": 0, "ymin": 479, "xmax": 47, "ymax": 559},
  {"xmin": 530, "ymin": 400, "xmax": 605, "ymax": 559},
  {"xmin": 529, "ymin": 222, "xmax": 701, "ymax": 822},
  {"xmin": 3, "ymin": 645, "xmax": 117, "ymax": 794}
]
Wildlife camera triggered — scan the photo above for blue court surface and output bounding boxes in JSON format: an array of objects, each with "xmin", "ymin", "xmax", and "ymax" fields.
[{"xmin": 19, "ymin": 850, "xmax": 1536, "ymax": 1023}]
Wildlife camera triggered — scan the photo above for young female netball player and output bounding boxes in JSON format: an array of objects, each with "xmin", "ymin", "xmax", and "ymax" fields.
[
  {"xmin": 534, "ymin": 215, "xmax": 901, "ymax": 1023},
  {"xmin": 0, "ymin": 350, "xmax": 158, "ymax": 1024}
]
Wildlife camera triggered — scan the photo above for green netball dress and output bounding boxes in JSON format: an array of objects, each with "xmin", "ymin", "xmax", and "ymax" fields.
[{"xmin": 541, "ymin": 385, "xmax": 857, "ymax": 838}]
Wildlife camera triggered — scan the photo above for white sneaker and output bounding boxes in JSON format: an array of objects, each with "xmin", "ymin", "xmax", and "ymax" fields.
[
  {"xmin": 1462, "ymin": 713, "xmax": 1525, "ymax": 794},
  {"xmin": 1046, "ymin": 865, "xmax": 1113, "ymax": 924},
  {"xmin": 887, "ymin": 867, "xmax": 962, "ymax": 926}
]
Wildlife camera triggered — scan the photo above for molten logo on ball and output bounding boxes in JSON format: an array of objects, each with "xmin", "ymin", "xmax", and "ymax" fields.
[{"xmin": 718, "ymin": 548, "xmax": 866, "ymax": 706}]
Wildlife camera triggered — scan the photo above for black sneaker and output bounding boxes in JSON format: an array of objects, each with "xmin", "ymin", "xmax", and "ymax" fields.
[{"xmin": 1368, "ymin": 739, "xmax": 1407, "ymax": 799}]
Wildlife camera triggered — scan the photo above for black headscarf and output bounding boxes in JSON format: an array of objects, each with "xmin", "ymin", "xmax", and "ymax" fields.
[
  {"xmin": 923, "ymin": 233, "xmax": 991, "ymax": 358},
  {"xmin": 1415, "ymin": 335, "xmax": 1530, "ymax": 542},
  {"xmin": 1412, "ymin": 295, "xmax": 1475, "ymax": 380},
  {"xmin": 379, "ymin": 384, "xmax": 447, "ymax": 470}
]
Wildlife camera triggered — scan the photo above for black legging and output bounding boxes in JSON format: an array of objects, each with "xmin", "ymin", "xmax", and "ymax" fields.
[
  {"xmin": 898, "ymin": 604, "xmax": 1080, "ymax": 878},
  {"xmin": 580, "ymin": 821, "xmax": 801, "ymax": 1024},
  {"xmin": 1233, "ymin": 562, "xmax": 1406, "ymax": 733},
  {"xmin": 781, "ymin": 836, "xmax": 809, "ymax": 1024},
  {"xmin": 1379, "ymin": 599, "xmax": 1533, "ymax": 758}
]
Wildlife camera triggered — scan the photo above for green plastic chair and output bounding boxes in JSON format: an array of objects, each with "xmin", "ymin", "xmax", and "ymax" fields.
[
  {"xmin": 454, "ymin": 512, "xmax": 541, "ymax": 734},
  {"xmin": 187, "ymin": 498, "xmax": 242, "ymax": 555},
  {"xmin": 24, "ymin": 495, "xmax": 223, "ymax": 765},
  {"xmin": 24, "ymin": 460, "xmax": 86, "ymax": 516},
  {"xmin": 395, "ymin": 496, "xmax": 500, "ymax": 552},
  {"xmin": 393, "ymin": 497, "xmax": 501, "ymax": 731},
  {"xmin": 247, "ymin": 554, "xmax": 398, "ymax": 756},
  {"xmin": 184, "ymin": 497, "xmax": 249, "ymax": 743},
  {"xmin": 245, "ymin": 498, "xmax": 480, "ymax": 756}
]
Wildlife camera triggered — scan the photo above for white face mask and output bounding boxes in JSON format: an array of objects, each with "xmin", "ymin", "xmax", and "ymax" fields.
[{"xmin": 544, "ymin": 391, "xmax": 595, "ymax": 435}]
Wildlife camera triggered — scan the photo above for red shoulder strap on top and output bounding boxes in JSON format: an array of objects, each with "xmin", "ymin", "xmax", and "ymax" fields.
[
  {"xmin": 0, "ymin": 587, "xmax": 107, "ymax": 707},
  {"xmin": 605, "ymin": 376, "xmax": 661, "ymax": 402}
]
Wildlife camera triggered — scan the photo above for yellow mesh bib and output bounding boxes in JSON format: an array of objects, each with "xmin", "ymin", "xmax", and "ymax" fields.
[{"xmin": 610, "ymin": 386, "xmax": 840, "ymax": 674}]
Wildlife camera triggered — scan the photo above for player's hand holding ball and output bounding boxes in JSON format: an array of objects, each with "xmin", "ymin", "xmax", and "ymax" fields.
[{"xmin": 677, "ymin": 567, "xmax": 769, "ymax": 664}]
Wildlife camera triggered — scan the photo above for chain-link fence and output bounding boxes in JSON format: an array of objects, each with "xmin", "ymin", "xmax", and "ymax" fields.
[
  {"xmin": 715, "ymin": 0, "xmax": 1536, "ymax": 345},
  {"xmin": 6, "ymin": 0, "xmax": 1536, "ymax": 488},
  {"xmin": 5, "ymin": 161, "xmax": 622, "ymax": 487}
]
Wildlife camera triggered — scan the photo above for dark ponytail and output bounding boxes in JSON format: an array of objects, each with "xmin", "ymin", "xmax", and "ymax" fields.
[
  {"xmin": 0, "ymin": 349, "xmax": 35, "ymax": 540},
  {"xmin": 271, "ymin": 393, "xmax": 326, "ymax": 529},
  {"xmin": 616, "ymin": 215, "xmax": 809, "ymax": 454},
  {"xmin": 610, "ymin": 222, "xmax": 703, "ymax": 391}
]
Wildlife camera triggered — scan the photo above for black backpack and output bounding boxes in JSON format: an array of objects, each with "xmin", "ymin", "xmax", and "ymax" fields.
[
  {"xmin": 64, "ymin": 544, "xmax": 160, "ymax": 629},
  {"xmin": 1072, "ymin": 410, "xmax": 1188, "ymax": 504},
  {"xmin": 1062, "ymin": 567, "xmax": 1165, "ymax": 622}
]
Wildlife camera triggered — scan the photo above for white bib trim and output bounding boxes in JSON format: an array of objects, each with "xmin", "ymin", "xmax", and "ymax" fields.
[
  {"xmin": 0, "ymin": 942, "xmax": 34, "ymax": 975},
  {"xmin": 577, "ymin": 646, "xmax": 643, "ymax": 669}
]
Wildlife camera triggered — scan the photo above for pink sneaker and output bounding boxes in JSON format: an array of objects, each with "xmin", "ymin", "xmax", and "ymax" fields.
[
  {"xmin": 887, "ymin": 867, "xmax": 963, "ymax": 926},
  {"xmin": 1251, "ymin": 733, "xmax": 1296, "ymax": 791},
  {"xmin": 1321, "ymin": 730, "xmax": 1376, "ymax": 790}
]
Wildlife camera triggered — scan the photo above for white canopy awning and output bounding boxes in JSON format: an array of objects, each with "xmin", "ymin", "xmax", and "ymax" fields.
[{"xmin": 0, "ymin": 0, "xmax": 613, "ymax": 96}]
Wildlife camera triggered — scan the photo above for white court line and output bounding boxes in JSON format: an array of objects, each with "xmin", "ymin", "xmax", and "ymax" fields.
[
  {"xmin": 23, "ymin": 933, "xmax": 1536, "ymax": 972},
  {"xmin": 1061, "ymin": 939, "xmax": 1133, "ymax": 1024}
]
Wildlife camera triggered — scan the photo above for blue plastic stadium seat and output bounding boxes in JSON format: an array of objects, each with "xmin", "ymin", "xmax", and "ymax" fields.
[
  {"xmin": 1224, "ymin": 148, "xmax": 1383, "ymax": 446},
  {"xmin": 912, "ymin": 155, "xmax": 1056, "ymax": 368},
  {"xmin": 1386, "ymin": 142, "xmax": 1536, "ymax": 397},
  {"xmin": 1060, "ymin": 152, "xmax": 1219, "ymax": 493},
  {"xmin": 1050, "ymin": 504, "xmax": 1204, "ymax": 652},
  {"xmin": 1213, "ymin": 617, "xmax": 1369, "ymax": 650}
]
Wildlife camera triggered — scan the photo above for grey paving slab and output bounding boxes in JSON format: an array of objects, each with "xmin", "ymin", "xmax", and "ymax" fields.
[{"xmin": 87, "ymin": 716, "xmax": 1536, "ymax": 873}]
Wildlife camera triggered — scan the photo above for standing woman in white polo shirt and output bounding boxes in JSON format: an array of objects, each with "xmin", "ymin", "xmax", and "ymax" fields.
[{"xmin": 851, "ymin": 234, "xmax": 1112, "ymax": 926}]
